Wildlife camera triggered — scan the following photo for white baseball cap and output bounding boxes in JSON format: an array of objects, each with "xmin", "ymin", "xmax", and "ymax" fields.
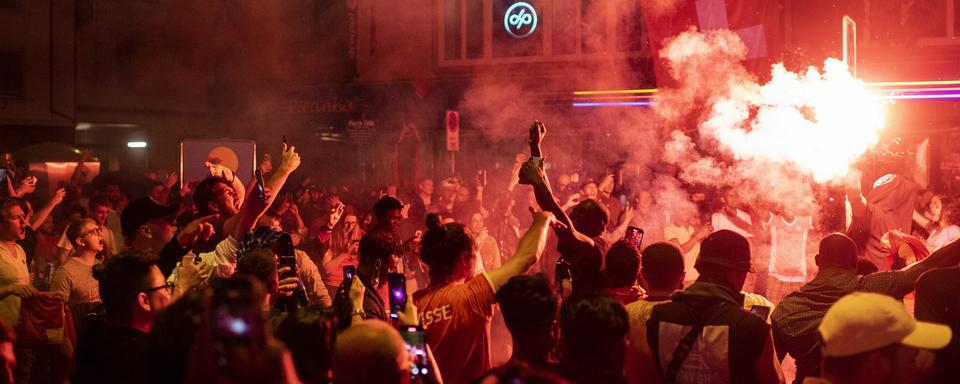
[{"xmin": 819, "ymin": 292, "xmax": 952, "ymax": 357}]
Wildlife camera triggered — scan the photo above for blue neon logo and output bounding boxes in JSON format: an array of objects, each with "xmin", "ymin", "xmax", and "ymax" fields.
[{"xmin": 504, "ymin": 2, "xmax": 537, "ymax": 39}]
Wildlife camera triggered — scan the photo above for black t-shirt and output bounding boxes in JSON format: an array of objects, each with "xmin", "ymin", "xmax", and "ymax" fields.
[{"xmin": 556, "ymin": 230, "xmax": 609, "ymax": 297}]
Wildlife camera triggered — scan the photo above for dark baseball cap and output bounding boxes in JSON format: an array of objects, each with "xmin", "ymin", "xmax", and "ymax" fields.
[
  {"xmin": 121, "ymin": 198, "xmax": 179, "ymax": 238},
  {"xmin": 694, "ymin": 230, "xmax": 752, "ymax": 272}
]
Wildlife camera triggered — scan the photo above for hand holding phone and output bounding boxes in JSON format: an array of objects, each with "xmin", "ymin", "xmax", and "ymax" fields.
[
  {"xmin": 210, "ymin": 278, "xmax": 262, "ymax": 370},
  {"xmin": 401, "ymin": 326, "xmax": 435, "ymax": 381},
  {"xmin": 625, "ymin": 226, "xmax": 644, "ymax": 249},
  {"xmin": 343, "ymin": 265, "xmax": 356, "ymax": 282},
  {"xmin": 255, "ymin": 170, "xmax": 267, "ymax": 201},
  {"xmin": 388, "ymin": 273, "xmax": 406, "ymax": 320}
]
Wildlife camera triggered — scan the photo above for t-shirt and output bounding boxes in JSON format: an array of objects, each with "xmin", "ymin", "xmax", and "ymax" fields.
[
  {"xmin": 664, "ymin": 224, "xmax": 700, "ymax": 282},
  {"xmin": 624, "ymin": 298, "xmax": 670, "ymax": 384},
  {"xmin": 711, "ymin": 210, "xmax": 753, "ymax": 238},
  {"xmin": 765, "ymin": 215, "xmax": 812, "ymax": 282},
  {"xmin": 927, "ymin": 225, "xmax": 960, "ymax": 251},
  {"xmin": 50, "ymin": 257, "xmax": 100, "ymax": 308},
  {"xmin": 414, "ymin": 273, "xmax": 496, "ymax": 384},
  {"xmin": 557, "ymin": 232, "xmax": 610, "ymax": 297},
  {"xmin": 0, "ymin": 242, "xmax": 29, "ymax": 327}
]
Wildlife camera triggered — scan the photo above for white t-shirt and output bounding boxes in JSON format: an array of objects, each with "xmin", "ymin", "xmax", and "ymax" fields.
[
  {"xmin": 928, "ymin": 225, "xmax": 960, "ymax": 251},
  {"xmin": 711, "ymin": 209, "xmax": 753, "ymax": 238},
  {"xmin": 0, "ymin": 243, "xmax": 30, "ymax": 326},
  {"xmin": 765, "ymin": 214, "xmax": 812, "ymax": 282},
  {"xmin": 664, "ymin": 224, "xmax": 700, "ymax": 282}
]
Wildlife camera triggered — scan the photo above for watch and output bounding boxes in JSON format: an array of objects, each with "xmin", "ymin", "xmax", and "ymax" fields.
[{"xmin": 351, "ymin": 307, "xmax": 365, "ymax": 317}]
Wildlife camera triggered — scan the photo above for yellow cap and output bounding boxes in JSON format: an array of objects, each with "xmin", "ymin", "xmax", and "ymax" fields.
[{"xmin": 819, "ymin": 292, "xmax": 951, "ymax": 357}]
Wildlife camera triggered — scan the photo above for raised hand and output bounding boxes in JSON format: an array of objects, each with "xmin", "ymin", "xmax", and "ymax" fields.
[
  {"xmin": 15, "ymin": 176, "xmax": 37, "ymax": 197},
  {"xmin": 530, "ymin": 120, "xmax": 546, "ymax": 146},
  {"xmin": 529, "ymin": 120, "xmax": 546, "ymax": 157},
  {"xmin": 348, "ymin": 276, "xmax": 365, "ymax": 313},
  {"xmin": 205, "ymin": 162, "xmax": 235, "ymax": 183},
  {"xmin": 278, "ymin": 143, "xmax": 301, "ymax": 174},
  {"xmin": 176, "ymin": 214, "xmax": 219, "ymax": 248},
  {"xmin": 164, "ymin": 171, "xmax": 179, "ymax": 188},
  {"xmin": 328, "ymin": 202, "xmax": 345, "ymax": 229},
  {"xmin": 50, "ymin": 188, "xmax": 67, "ymax": 206},
  {"xmin": 396, "ymin": 293, "xmax": 420, "ymax": 327},
  {"xmin": 530, "ymin": 209, "xmax": 557, "ymax": 226}
]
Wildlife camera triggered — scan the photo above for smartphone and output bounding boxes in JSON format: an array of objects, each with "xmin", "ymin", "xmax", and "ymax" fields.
[
  {"xmin": 388, "ymin": 272, "xmax": 406, "ymax": 320},
  {"xmin": 0, "ymin": 168, "xmax": 6, "ymax": 183},
  {"xmin": 625, "ymin": 226, "xmax": 644, "ymax": 249},
  {"xmin": 275, "ymin": 233, "xmax": 297, "ymax": 277},
  {"xmin": 401, "ymin": 325, "xmax": 431, "ymax": 379},
  {"xmin": 211, "ymin": 278, "xmax": 257, "ymax": 369},
  {"xmin": 749, "ymin": 305, "xmax": 771, "ymax": 320},
  {"xmin": 343, "ymin": 265, "xmax": 356, "ymax": 282},
  {"xmin": 274, "ymin": 233, "xmax": 309, "ymax": 309},
  {"xmin": 479, "ymin": 170, "xmax": 487, "ymax": 187},
  {"xmin": 255, "ymin": 169, "xmax": 267, "ymax": 201}
]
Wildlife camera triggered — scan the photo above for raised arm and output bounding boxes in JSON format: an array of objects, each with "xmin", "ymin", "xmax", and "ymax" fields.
[
  {"xmin": 520, "ymin": 122, "xmax": 594, "ymax": 248},
  {"xmin": 265, "ymin": 144, "xmax": 301, "ymax": 207},
  {"xmin": 30, "ymin": 188, "xmax": 65, "ymax": 229},
  {"xmin": 225, "ymin": 144, "xmax": 300, "ymax": 241},
  {"xmin": 485, "ymin": 211, "xmax": 553, "ymax": 291}
]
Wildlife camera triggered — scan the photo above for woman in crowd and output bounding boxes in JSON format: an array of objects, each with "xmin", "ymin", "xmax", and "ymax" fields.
[{"xmin": 927, "ymin": 197, "xmax": 960, "ymax": 251}]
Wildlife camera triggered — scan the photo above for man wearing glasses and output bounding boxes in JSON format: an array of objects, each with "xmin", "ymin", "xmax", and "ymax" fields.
[
  {"xmin": 72, "ymin": 252, "xmax": 173, "ymax": 383},
  {"xmin": 50, "ymin": 219, "xmax": 105, "ymax": 328}
]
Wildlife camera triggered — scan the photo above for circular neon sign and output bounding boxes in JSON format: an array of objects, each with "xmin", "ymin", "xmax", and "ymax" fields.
[{"xmin": 504, "ymin": 2, "xmax": 538, "ymax": 39}]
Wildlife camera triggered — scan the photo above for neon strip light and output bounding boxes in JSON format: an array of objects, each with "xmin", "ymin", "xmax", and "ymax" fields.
[
  {"xmin": 572, "ymin": 102, "xmax": 654, "ymax": 107},
  {"xmin": 573, "ymin": 88, "xmax": 658, "ymax": 96},
  {"xmin": 880, "ymin": 93, "xmax": 960, "ymax": 100},
  {"xmin": 880, "ymin": 87, "xmax": 960, "ymax": 94},
  {"xmin": 867, "ymin": 80, "xmax": 960, "ymax": 87},
  {"xmin": 572, "ymin": 95, "xmax": 655, "ymax": 101},
  {"xmin": 575, "ymin": 81, "xmax": 960, "ymax": 95}
]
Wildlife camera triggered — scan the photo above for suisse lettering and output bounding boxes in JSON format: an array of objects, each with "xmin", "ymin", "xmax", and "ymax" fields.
[{"xmin": 420, "ymin": 304, "xmax": 453, "ymax": 327}]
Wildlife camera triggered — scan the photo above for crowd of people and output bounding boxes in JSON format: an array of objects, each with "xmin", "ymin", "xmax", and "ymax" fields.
[{"xmin": 0, "ymin": 121, "xmax": 957, "ymax": 384}]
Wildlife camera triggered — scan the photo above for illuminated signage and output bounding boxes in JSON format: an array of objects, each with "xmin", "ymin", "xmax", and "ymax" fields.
[{"xmin": 504, "ymin": 2, "xmax": 537, "ymax": 39}]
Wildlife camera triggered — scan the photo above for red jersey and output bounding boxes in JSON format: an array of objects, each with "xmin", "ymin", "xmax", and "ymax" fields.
[{"xmin": 413, "ymin": 274, "xmax": 496, "ymax": 384}]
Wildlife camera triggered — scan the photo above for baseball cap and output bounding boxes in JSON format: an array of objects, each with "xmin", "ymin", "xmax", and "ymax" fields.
[
  {"xmin": 819, "ymin": 292, "xmax": 952, "ymax": 357},
  {"xmin": 694, "ymin": 230, "xmax": 752, "ymax": 272},
  {"xmin": 121, "ymin": 197, "xmax": 179, "ymax": 238}
]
